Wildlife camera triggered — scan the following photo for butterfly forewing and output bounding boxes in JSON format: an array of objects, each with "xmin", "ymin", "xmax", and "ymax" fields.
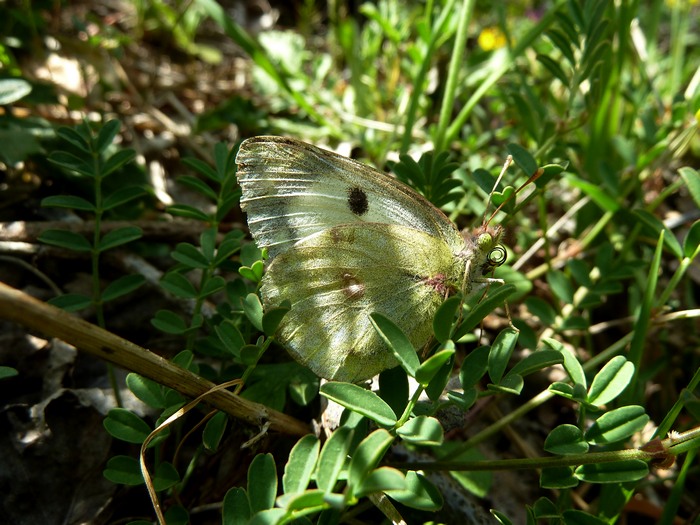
[{"xmin": 236, "ymin": 136, "xmax": 465, "ymax": 258}]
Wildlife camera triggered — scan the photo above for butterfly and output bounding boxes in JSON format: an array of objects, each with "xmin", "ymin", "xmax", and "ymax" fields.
[{"xmin": 236, "ymin": 136, "xmax": 506, "ymax": 383}]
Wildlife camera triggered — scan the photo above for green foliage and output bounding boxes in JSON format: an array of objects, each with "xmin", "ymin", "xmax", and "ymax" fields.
[
  {"xmin": 14, "ymin": 0, "xmax": 700, "ymax": 524},
  {"xmin": 39, "ymin": 120, "xmax": 147, "ymax": 316}
]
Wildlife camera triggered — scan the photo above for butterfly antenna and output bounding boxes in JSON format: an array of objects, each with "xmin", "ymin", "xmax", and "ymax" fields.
[
  {"xmin": 481, "ymin": 155, "xmax": 513, "ymax": 225},
  {"xmin": 485, "ymin": 164, "xmax": 545, "ymax": 226}
]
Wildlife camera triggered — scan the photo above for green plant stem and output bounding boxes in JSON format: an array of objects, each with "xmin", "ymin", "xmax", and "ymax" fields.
[
  {"xmin": 395, "ymin": 385, "xmax": 425, "ymax": 428},
  {"xmin": 659, "ymin": 448, "xmax": 697, "ymax": 525},
  {"xmin": 432, "ymin": 0, "xmax": 474, "ymax": 155},
  {"xmin": 656, "ymin": 255, "xmax": 698, "ymax": 309},
  {"xmin": 90, "ymin": 138, "xmax": 122, "ymax": 406},
  {"xmin": 398, "ymin": 427, "xmax": 700, "ymax": 473},
  {"xmin": 444, "ymin": 2, "xmax": 563, "ymax": 145},
  {"xmin": 622, "ymin": 231, "xmax": 664, "ymax": 404},
  {"xmin": 396, "ymin": 447, "xmax": 652, "ymax": 471},
  {"xmin": 400, "ymin": 0, "xmax": 457, "ymax": 155}
]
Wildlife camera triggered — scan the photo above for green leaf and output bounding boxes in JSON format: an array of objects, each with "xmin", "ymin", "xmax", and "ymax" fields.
[
  {"xmin": 172, "ymin": 242, "xmax": 210, "ymax": 268},
  {"xmin": 566, "ymin": 175, "xmax": 619, "ymax": 212},
  {"xmin": 525, "ymin": 296, "xmax": 557, "ymax": 325},
  {"xmin": 102, "ymin": 186, "xmax": 146, "ymax": 210},
  {"xmin": 239, "ymin": 261, "xmax": 264, "ymax": 283},
  {"xmin": 48, "ymin": 293, "xmax": 92, "ymax": 311},
  {"xmin": 39, "ymin": 229, "xmax": 92, "ymax": 251},
  {"xmin": 167, "ymin": 203, "xmax": 211, "ymax": 222},
  {"xmin": 242, "ymin": 293, "xmax": 264, "ymax": 332},
  {"xmin": 454, "ymin": 284, "xmax": 516, "ymax": 339},
  {"xmin": 634, "ymin": 209, "xmax": 683, "ymax": 259},
  {"xmin": 378, "ymin": 367, "xmax": 409, "ymax": 416},
  {"xmin": 277, "ymin": 489, "xmax": 326, "ymax": 511},
  {"xmin": 587, "ymin": 356, "xmax": 634, "ymax": 406},
  {"xmin": 223, "ymin": 487, "xmax": 250, "ymax": 525},
  {"xmin": 316, "ymin": 426, "xmax": 354, "ymax": 493},
  {"xmin": 163, "ymin": 505, "xmax": 188, "ymax": 525},
  {"xmin": 584, "ymin": 405, "xmax": 649, "ymax": 444},
  {"xmin": 240, "ymin": 344, "xmax": 263, "ymax": 366},
  {"xmin": 176, "ymin": 174, "xmax": 219, "ymax": 200},
  {"xmin": 347, "ymin": 429, "xmax": 394, "ymax": 496},
  {"xmin": 536, "ymin": 53, "xmax": 570, "ymax": 85},
  {"xmin": 41, "ymin": 195, "xmax": 95, "ymax": 211},
  {"xmin": 320, "ymin": 382, "xmax": 397, "ymax": 427},
  {"xmin": 126, "ymin": 373, "xmax": 167, "ymax": 408},
  {"xmin": 215, "ymin": 231, "xmax": 244, "ymax": 264},
  {"xmin": 97, "ymin": 226, "xmax": 142, "ymax": 252},
  {"xmin": 544, "ymin": 424, "xmax": 589, "ymax": 455},
  {"xmin": 56, "ymin": 126, "xmax": 90, "ymax": 153},
  {"xmin": 151, "ymin": 309, "xmax": 189, "ymax": 335},
  {"xmin": 488, "ymin": 327, "xmax": 520, "ymax": 384},
  {"xmin": 396, "ymin": 416, "xmax": 443, "ymax": 446},
  {"xmin": 385, "ymin": 471, "xmax": 443, "ymax": 511},
  {"xmin": 183, "ymin": 157, "xmax": 220, "ymax": 182},
  {"xmin": 201, "ymin": 275, "xmax": 226, "ymax": 297},
  {"xmin": 355, "ymin": 467, "xmax": 406, "ymax": 497},
  {"xmin": 370, "ymin": 312, "xmax": 419, "ymax": 377},
  {"xmin": 101, "ymin": 274, "xmax": 145, "ymax": 302},
  {"xmin": 152, "ymin": 461, "xmax": 180, "ymax": 491},
  {"xmin": 0, "ymin": 366, "xmax": 19, "ymax": 379},
  {"xmin": 574, "ymin": 460, "xmax": 649, "ymax": 483},
  {"xmin": 488, "ymin": 373, "xmax": 523, "ymax": 395},
  {"xmin": 432, "ymin": 295, "xmax": 461, "ymax": 343},
  {"xmin": 202, "ymin": 411, "xmax": 228, "ymax": 451},
  {"xmin": 679, "ymin": 167, "xmax": 700, "ymax": 208},
  {"xmin": 172, "ymin": 350, "xmax": 194, "ymax": 371},
  {"xmin": 103, "ymin": 408, "xmax": 151, "ymax": 443},
  {"xmin": 262, "ymin": 304, "xmax": 290, "ymax": 337},
  {"xmin": 684, "ymin": 220, "xmax": 700, "ymax": 259},
  {"xmin": 49, "ymin": 151, "xmax": 95, "ymax": 177},
  {"xmin": 248, "ymin": 453, "xmax": 277, "ymax": 513},
  {"xmin": 507, "ymin": 350, "xmax": 563, "ymax": 378},
  {"xmin": 215, "ymin": 321, "xmax": 245, "ymax": 357},
  {"xmin": 547, "ymin": 271, "xmax": 574, "ymax": 304},
  {"xmin": 415, "ymin": 348, "xmax": 454, "ymax": 386},
  {"xmin": 460, "ymin": 346, "xmax": 489, "ymax": 390},
  {"xmin": 561, "ymin": 510, "xmax": 609, "ymax": 525},
  {"xmin": 95, "ymin": 120, "xmax": 121, "ymax": 152},
  {"xmin": 543, "ymin": 338, "xmax": 586, "ymax": 387},
  {"xmin": 540, "ymin": 466, "xmax": 579, "ymax": 489},
  {"xmin": 247, "ymin": 508, "xmax": 287, "ymax": 525},
  {"xmin": 102, "ymin": 148, "xmax": 136, "ymax": 177},
  {"xmin": 200, "ymin": 228, "xmax": 217, "ymax": 261},
  {"xmin": 506, "ymin": 143, "xmax": 538, "ymax": 176},
  {"xmin": 424, "ymin": 344, "xmax": 454, "ymax": 401},
  {"xmin": 282, "ymin": 434, "xmax": 320, "ymax": 494},
  {"xmin": 160, "ymin": 272, "xmax": 198, "ymax": 298},
  {"xmin": 103, "ymin": 455, "xmax": 144, "ymax": 486}
]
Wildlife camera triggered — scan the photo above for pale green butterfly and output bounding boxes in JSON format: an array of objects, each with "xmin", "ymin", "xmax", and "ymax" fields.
[{"xmin": 236, "ymin": 136, "xmax": 505, "ymax": 382}]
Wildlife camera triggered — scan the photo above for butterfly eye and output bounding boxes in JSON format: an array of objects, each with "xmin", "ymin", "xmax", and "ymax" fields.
[{"xmin": 487, "ymin": 245, "xmax": 507, "ymax": 267}]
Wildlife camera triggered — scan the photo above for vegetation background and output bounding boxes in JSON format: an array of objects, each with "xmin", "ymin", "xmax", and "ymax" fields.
[{"xmin": 0, "ymin": 0, "xmax": 698, "ymax": 524}]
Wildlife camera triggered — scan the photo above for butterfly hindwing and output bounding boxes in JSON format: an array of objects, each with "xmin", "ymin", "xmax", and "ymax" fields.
[{"xmin": 260, "ymin": 223, "xmax": 463, "ymax": 382}]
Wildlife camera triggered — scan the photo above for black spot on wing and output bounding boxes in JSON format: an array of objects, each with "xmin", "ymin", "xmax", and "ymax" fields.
[{"xmin": 347, "ymin": 187, "xmax": 369, "ymax": 216}]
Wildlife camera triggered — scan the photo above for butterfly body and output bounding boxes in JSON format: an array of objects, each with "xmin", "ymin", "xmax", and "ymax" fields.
[{"xmin": 236, "ymin": 136, "xmax": 503, "ymax": 382}]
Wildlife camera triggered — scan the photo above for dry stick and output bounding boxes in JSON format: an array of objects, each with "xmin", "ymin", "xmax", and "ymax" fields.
[{"xmin": 0, "ymin": 281, "xmax": 310, "ymax": 436}]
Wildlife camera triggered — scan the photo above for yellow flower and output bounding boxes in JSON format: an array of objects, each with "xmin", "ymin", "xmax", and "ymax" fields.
[{"xmin": 478, "ymin": 26, "xmax": 506, "ymax": 51}]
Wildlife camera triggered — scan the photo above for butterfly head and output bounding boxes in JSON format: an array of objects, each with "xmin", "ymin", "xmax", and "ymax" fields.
[{"xmin": 461, "ymin": 224, "xmax": 506, "ymax": 282}]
